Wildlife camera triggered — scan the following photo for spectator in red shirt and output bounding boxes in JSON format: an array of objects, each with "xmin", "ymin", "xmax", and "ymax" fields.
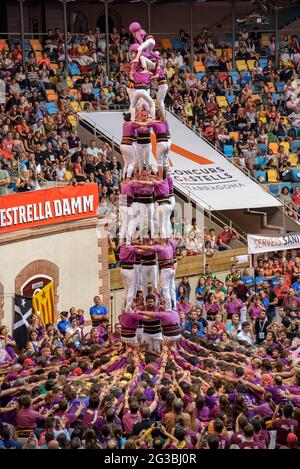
[
  {"xmin": 216, "ymin": 225, "xmax": 239, "ymax": 251},
  {"xmin": 291, "ymin": 186, "xmax": 300, "ymax": 207}
]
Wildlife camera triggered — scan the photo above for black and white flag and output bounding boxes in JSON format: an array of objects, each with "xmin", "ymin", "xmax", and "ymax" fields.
[{"xmin": 13, "ymin": 295, "xmax": 32, "ymax": 350}]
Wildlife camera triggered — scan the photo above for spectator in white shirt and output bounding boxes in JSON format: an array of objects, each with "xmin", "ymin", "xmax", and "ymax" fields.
[{"xmin": 237, "ymin": 321, "xmax": 255, "ymax": 346}]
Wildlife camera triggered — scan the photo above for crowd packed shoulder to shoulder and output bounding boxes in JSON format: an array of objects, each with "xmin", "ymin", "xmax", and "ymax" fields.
[{"xmin": 1, "ymin": 251, "xmax": 300, "ymax": 449}]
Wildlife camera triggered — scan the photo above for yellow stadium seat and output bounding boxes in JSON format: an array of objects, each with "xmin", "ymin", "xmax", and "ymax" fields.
[
  {"xmin": 193, "ymin": 61, "xmax": 205, "ymax": 72},
  {"xmin": 229, "ymin": 131, "xmax": 239, "ymax": 142},
  {"xmin": 215, "ymin": 49, "xmax": 222, "ymax": 57},
  {"xmin": 289, "ymin": 153, "xmax": 298, "ymax": 166},
  {"xmin": 30, "ymin": 39, "xmax": 42, "ymax": 51},
  {"xmin": 71, "ymin": 76, "xmax": 81, "ymax": 83},
  {"xmin": 71, "ymin": 101, "xmax": 80, "ymax": 112},
  {"xmin": 50, "ymin": 76, "xmax": 57, "ymax": 85},
  {"xmin": 46, "ymin": 90, "xmax": 58, "ymax": 102},
  {"xmin": 247, "ymin": 60, "xmax": 255, "ymax": 71},
  {"xmin": 236, "ymin": 60, "xmax": 248, "ymax": 71},
  {"xmin": 66, "ymin": 76, "xmax": 74, "ymax": 88},
  {"xmin": 227, "ymin": 48, "xmax": 232, "ymax": 59},
  {"xmin": 281, "ymin": 141, "xmax": 290, "ymax": 152},
  {"xmin": 216, "ymin": 96, "xmax": 228, "ymax": 107},
  {"xmin": 269, "ymin": 142, "xmax": 279, "ymax": 153},
  {"xmin": 68, "ymin": 115, "xmax": 77, "ymax": 127},
  {"xmin": 267, "ymin": 169, "xmax": 278, "ymax": 183},
  {"xmin": 160, "ymin": 38, "xmax": 172, "ymax": 49}
]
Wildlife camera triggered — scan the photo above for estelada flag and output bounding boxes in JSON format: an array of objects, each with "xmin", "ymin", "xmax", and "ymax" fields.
[
  {"xmin": 0, "ymin": 148, "xmax": 13, "ymax": 159},
  {"xmin": 32, "ymin": 281, "xmax": 55, "ymax": 324}
]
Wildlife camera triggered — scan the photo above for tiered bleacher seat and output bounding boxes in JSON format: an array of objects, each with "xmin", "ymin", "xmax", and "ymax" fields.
[
  {"xmin": 68, "ymin": 115, "xmax": 77, "ymax": 127},
  {"xmin": 289, "ymin": 153, "xmax": 298, "ymax": 166},
  {"xmin": 259, "ymin": 58, "xmax": 268, "ymax": 69},
  {"xmin": 236, "ymin": 60, "xmax": 248, "ymax": 72},
  {"xmin": 44, "ymin": 102, "xmax": 58, "ymax": 115},
  {"xmin": 223, "ymin": 145, "xmax": 234, "ymax": 157},
  {"xmin": 226, "ymin": 94, "xmax": 235, "ymax": 105},
  {"xmin": 194, "ymin": 61, "xmax": 205, "ymax": 73},
  {"xmin": 255, "ymin": 170, "xmax": 267, "ymax": 183},
  {"xmin": 256, "ymin": 156, "xmax": 265, "ymax": 167},
  {"xmin": 196, "ymin": 72, "xmax": 205, "ymax": 80},
  {"xmin": 276, "ymin": 82, "xmax": 285, "ymax": 93},
  {"xmin": 258, "ymin": 143, "xmax": 268, "ymax": 153},
  {"xmin": 269, "ymin": 142, "xmax": 279, "ymax": 153},
  {"xmin": 0, "ymin": 39, "xmax": 9, "ymax": 51},
  {"xmin": 281, "ymin": 141, "xmax": 290, "ymax": 152},
  {"xmin": 160, "ymin": 38, "xmax": 172, "ymax": 49},
  {"xmin": 229, "ymin": 131, "xmax": 239, "ymax": 142},
  {"xmin": 291, "ymin": 141, "xmax": 300, "ymax": 153},
  {"xmin": 68, "ymin": 63, "xmax": 80, "ymax": 76},
  {"xmin": 46, "ymin": 90, "xmax": 58, "ymax": 102},
  {"xmin": 171, "ymin": 38, "xmax": 183, "ymax": 50},
  {"xmin": 30, "ymin": 39, "xmax": 42, "ymax": 51},
  {"xmin": 267, "ymin": 169, "xmax": 278, "ymax": 183},
  {"xmin": 216, "ymin": 96, "xmax": 228, "ymax": 108},
  {"xmin": 247, "ymin": 60, "xmax": 255, "ymax": 71}
]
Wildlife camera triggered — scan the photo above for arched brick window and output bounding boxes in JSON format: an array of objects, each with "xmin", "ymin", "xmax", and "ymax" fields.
[{"xmin": 15, "ymin": 260, "xmax": 59, "ymax": 320}]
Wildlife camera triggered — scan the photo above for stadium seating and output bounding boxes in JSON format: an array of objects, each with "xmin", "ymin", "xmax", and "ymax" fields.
[
  {"xmin": 223, "ymin": 145, "xmax": 234, "ymax": 157},
  {"xmin": 267, "ymin": 169, "xmax": 278, "ymax": 183}
]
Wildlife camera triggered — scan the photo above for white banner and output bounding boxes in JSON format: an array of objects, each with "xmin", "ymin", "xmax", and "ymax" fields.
[
  {"xmin": 247, "ymin": 233, "xmax": 300, "ymax": 254},
  {"xmin": 79, "ymin": 111, "xmax": 281, "ymax": 211}
]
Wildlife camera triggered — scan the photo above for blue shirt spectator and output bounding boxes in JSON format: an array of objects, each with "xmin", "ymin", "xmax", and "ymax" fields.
[
  {"xmin": 57, "ymin": 311, "xmax": 71, "ymax": 336},
  {"xmin": 90, "ymin": 296, "xmax": 108, "ymax": 325},
  {"xmin": 184, "ymin": 320, "xmax": 204, "ymax": 337}
]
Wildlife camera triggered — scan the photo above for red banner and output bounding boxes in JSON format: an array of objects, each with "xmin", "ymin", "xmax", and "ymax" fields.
[{"xmin": 0, "ymin": 184, "xmax": 99, "ymax": 234}]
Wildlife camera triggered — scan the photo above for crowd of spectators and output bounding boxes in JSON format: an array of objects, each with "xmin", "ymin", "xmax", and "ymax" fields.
[{"xmin": 0, "ymin": 250, "xmax": 300, "ymax": 449}]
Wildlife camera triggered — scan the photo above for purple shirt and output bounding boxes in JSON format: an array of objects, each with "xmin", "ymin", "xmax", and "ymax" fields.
[
  {"xmin": 119, "ymin": 245, "xmax": 138, "ymax": 264},
  {"xmin": 154, "ymin": 179, "xmax": 170, "ymax": 197}
]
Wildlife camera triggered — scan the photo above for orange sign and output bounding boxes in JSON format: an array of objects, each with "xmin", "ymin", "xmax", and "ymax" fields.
[
  {"xmin": 150, "ymin": 134, "xmax": 213, "ymax": 167},
  {"xmin": 0, "ymin": 183, "xmax": 99, "ymax": 234}
]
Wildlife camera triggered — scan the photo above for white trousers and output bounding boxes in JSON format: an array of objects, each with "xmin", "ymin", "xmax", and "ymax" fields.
[
  {"xmin": 140, "ymin": 56, "xmax": 156, "ymax": 71},
  {"xmin": 169, "ymin": 195, "xmax": 175, "ymax": 211},
  {"xmin": 160, "ymin": 267, "xmax": 176, "ymax": 310},
  {"xmin": 139, "ymin": 202, "xmax": 155, "ymax": 238},
  {"xmin": 121, "ymin": 268, "xmax": 136, "ymax": 312},
  {"xmin": 156, "ymin": 141, "xmax": 170, "ymax": 168},
  {"xmin": 120, "ymin": 144, "xmax": 136, "ymax": 177},
  {"xmin": 134, "ymin": 264, "xmax": 142, "ymax": 295},
  {"xmin": 129, "ymin": 202, "xmax": 155, "ymax": 238},
  {"xmin": 131, "ymin": 89, "xmax": 155, "ymax": 120},
  {"xmin": 157, "ymin": 203, "xmax": 172, "ymax": 239},
  {"xmin": 141, "ymin": 265, "xmax": 158, "ymax": 299},
  {"xmin": 143, "ymin": 332, "xmax": 162, "ymax": 351},
  {"xmin": 128, "ymin": 88, "xmax": 149, "ymax": 118},
  {"xmin": 157, "ymin": 84, "xmax": 168, "ymax": 118},
  {"xmin": 136, "ymin": 143, "xmax": 151, "ymax": 172},
  {"xmin": 119, "ymin": 205, "xmax": 134, "ymax": 244}
]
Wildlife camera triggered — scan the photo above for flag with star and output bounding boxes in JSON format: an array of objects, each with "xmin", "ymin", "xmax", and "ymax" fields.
[
  {"xmin": 32, "ymin": 281, "xmax": 55, "ymax": 324},
  {"xmin": 13, "ymin": 295, "xmax": 32, "ymax": 349}
]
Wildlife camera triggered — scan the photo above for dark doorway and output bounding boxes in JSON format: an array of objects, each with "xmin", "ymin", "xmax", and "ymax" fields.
[{"xmin": 97, "ymin": 15, "xmax": 115, "ymax": 33}]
